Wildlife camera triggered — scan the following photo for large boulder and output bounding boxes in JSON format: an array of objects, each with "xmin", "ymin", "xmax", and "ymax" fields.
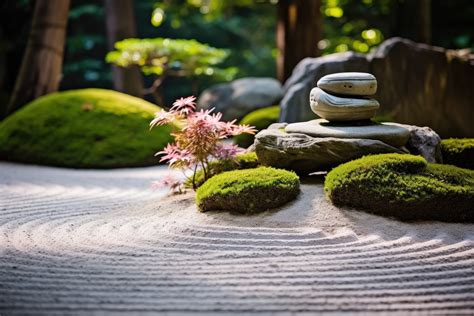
[
  {"xmin": 254, "ymin": 122, "xmax": 442, "ymax": 174},
  {"xmin": 254, "ymin": 124, "xmax": 404, "ymax": 174},
  {"xmin": 198, "ymin": 77, "xmax": 283, "ymax": 120},
  {"xmin": 281, "ymin": 38, "xmax": 474, "ymax": 138}
]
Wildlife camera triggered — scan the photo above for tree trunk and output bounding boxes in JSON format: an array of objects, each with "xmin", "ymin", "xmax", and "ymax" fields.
[
  {"xmin": 276, "ymin": 0, "xmax": 322, "ymax": 83},
  {"xmin": 105, "ymin": 0, "xmax": 143, "ymax": 97},
  {"xmin": 394, "ymin": 0, "xmax": 431, "ymax": 44},
  {"xmin": 6, "ymin": 0, "xmax": 70, "ymax": 116}
]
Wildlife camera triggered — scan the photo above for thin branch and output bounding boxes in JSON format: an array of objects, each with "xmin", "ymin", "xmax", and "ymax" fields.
[
  {"xmin": 192, "ymin": 163, "xmax": 198, "ymax": 190},
  {"xmin": 143, "ymin": 76, "xmax": 165, "ymax": 95}
]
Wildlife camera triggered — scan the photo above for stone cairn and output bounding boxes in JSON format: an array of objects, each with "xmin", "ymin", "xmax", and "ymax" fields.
[
  {"xmin": 253, "ymin": 72, "xmax": 419, "ymax": 173},
  {"xmin": 311, "ymin": 72, "xmax": 379, "ymax": 122},
  {"xmin": 284, "ymin": 72, "xmax": 411, "ymax": 148},
  {"xmin": 254, "ymin": 72, "xmax": 442, "ymax": 173}
]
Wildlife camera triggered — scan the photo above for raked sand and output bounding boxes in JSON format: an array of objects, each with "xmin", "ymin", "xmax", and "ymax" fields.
[{"xmin": 0, "ymin": 161, "xmax": 473, "ymax": 315}]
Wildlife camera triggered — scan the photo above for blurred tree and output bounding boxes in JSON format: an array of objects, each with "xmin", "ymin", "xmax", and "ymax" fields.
[
  {"xmin": 104, "ymin": 0, "xmax": 144, "ymax": 97},
  {"xmin": 144, "ymin": 0, "xmax": 277, "ymax": 103},
  {"xmin": 106, "ymin": 38, "xmax": 236, "ymax": 104},
  {"xmin": 277, "ymin": 0, "xmax": 322, "ymax": 82},
  {"xmin": 2, "ymin": 0, "xmax": 472, "ymax": 113},
  {"xmin": 0, "ymin": 0, "xmax": 33, "ymax": 119},
  {"xmin": 393, "ymin": 0, "xmax": 431, "ymax": 44},
  {"xmin": 7, "ymin": 0, "xmax": 70, "ymax": 115},
  {"xmin": 61, "ymin": 1, "xmax": 111, "ymax": 91},
  {"xmin": 154, "ymin": 0, "xmax": 322, "ymax": 82},
  {"xmin": 319, "ymin": 0, "xmax": 390, "ymax": 55}
]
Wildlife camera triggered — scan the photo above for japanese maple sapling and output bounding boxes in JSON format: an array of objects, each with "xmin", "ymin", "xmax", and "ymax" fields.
[{"xmin": 150, "ymin": 96, "xmax": 256, "ymax": 191}]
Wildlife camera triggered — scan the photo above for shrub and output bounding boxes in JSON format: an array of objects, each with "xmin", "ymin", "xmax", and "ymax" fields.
[
  {"xmin": 325, "ymin": 153, "xmax": 474, "ymax": 222},
  {"xmin": 234, "ymin": 106, "xmax": 280, "ymax": 147},
  {"xmin": 196, "ymin": 167, "xmax": 300, "ymax": 214},
  {"xmin": 0, "ymin": 89, "xmax": 174, "ymax": 168},
  {"xmin": 188, "ymin": 152, "xmax": 259, "ymax": 188},
  {"xmin": 441, "ymin": 138, "xmax": 474, "ymax": 169},
  {"xmin": 150, "ymin": 96, "xmax": 255, "ymax": 190}
]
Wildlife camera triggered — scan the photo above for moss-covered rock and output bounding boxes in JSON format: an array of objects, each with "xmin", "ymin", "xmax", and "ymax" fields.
[
  {"xmin": 441, "ymin": 138, "xmax": 474, "ymax": 169},
  {"xmin": 234, "ymin": 106, "xmax": 280, "ymax": 147},
  {"xmin": 0, "ymin": 89, "xmax": 174, "ymax": 168},
  {"xmin": 325, "ymin": 153, "xmax": 474, "ymax": 222},
  {"xmin": 188, "ymin": 152, "xmax": 259, "ymax": 188},
  {"xmin": 196, "ymin": 167, "xmax": 300, "ymax": 214}
]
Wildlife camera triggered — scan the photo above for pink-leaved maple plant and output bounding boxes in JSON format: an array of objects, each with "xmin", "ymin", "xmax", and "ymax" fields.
[{"xmin": 150, "ymin": 96, "xmax": 256, "ymax": 192}]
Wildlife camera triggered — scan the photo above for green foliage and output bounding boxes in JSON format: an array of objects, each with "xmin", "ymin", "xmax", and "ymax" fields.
[
  {"xmin": 441, "ymin": 138, "xmax": 474, "ymax": 170},
  {"xmin": 5, "ymin": 0, "xmax": 474, "ymax": 110},
  {"xmin": 62, "ymin": 2, "xmax": 110, "ymax": 90},
  {"xmin": 188, "ymin": 152, "xmax": 259, "ymax": 188},
  {"xmin": 234, "ymin": 106, "xmax": 280, "ymax": 147},
  {"xmin": 0, "ymin": 89, "xmax": 174, "ymax": 168},
  {"xmin": 196, "ymin": 167, "xmax": 300, "ymax": 214},
  {"xmin": 325, "ymin": 153, "xmax": 474, "ymax": 222},
  {"xmin": 150, "ymin": 0, "xmax": 277, "ymax": 80},
  {"xmin": 320, "ymin": 0, "xmax": 389, "ymax": 54},
  {"xmin": 106, "ymin": 38, "xmax": 237, "ymax": 81}
]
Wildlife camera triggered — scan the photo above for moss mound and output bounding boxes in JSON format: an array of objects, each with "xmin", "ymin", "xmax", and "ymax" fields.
[
  {"xmin": 441, "ymin": 138, "xmax": 474, "ymax": 169},
  {"xmin": 188, "ymin": 152, "xmax": 259, "ymax": 188},
  {"xmin": 0, "ymin": 89, "xmax": 174, "ymax": 168},
  {"xmin": 234, "ymin": 106, "xmax": 280, "ymax": 147},
  {"xmin": 196, "ymin": 167, "xmax": 300, "ymax": 214},
  {"xmin": 325, "ymin": 153, "xmax": 474, "ymax": 222}
]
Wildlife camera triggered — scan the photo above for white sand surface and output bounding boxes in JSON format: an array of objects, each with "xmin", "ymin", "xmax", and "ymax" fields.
[{"xmin": 0, "ymin": 161, "xmax": 473, "ymax": 315}]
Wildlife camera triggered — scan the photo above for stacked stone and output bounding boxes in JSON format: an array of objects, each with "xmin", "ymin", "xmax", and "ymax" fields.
[
  {"xmin": 285, "ymin": 72, "xmax": 410, "ymax": 148},
  {"xmin": 253, "ymin": 72, "xmax": 441, "ymax": 174},
  {"xmin": 311, "ymin": 72, "xmax": 379, "ymax": 121}
]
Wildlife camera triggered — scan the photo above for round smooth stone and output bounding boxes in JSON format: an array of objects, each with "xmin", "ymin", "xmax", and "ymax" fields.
[
  {"xmin": 284, "ymin": 119, "xmax": 410, "ymax": 148},
  {"xmin": 317, "ymin": 72, "xmax": 377, "ymax": 96},
  {"xmin": 310, "ymin": 87, "xmax": 380, "ymax": 121}
]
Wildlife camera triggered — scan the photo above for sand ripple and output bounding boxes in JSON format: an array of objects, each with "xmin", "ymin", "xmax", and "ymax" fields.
[{"xmin": 0, "ymin": 162, "xmax": 473, "ymax": 315}]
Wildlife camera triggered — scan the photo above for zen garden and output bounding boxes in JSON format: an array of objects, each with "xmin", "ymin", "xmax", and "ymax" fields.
[{"xmin": 0, "ymin": 0, "xmax": 473, "ymax": 314}]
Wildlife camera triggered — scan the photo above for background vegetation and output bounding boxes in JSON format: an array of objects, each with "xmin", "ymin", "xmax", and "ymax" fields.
[{"xmin": 1, "ymin": 0, "xmax": 473, "ymax": 114}]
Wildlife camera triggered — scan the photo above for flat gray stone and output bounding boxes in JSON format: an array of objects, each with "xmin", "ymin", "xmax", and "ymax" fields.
[
  {"xmin": 285, "ymin": 119, "xmax": 410, "ymax": 148},
  {"xmin": 310, "ymin": 88, "xmax": 379, "ymax": 121},
  {"xmin": 254, "ymin": 128, "xmax": 403, "ymax": 173},
  {"xmin": 317, "ymin": 72, "xmax": 377, "ymax": 95}
]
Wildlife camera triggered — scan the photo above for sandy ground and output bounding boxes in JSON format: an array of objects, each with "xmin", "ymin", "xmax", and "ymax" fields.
[{"xmin": 0, "ymin": 161, "xmax": 473, "ymax": 315}]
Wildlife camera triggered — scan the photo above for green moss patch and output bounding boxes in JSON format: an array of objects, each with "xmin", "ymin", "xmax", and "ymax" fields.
[
  {"xmin": 325, "ymin": 153, "xmax": 474, "ymax": 222},
  {"xmin": 441, "ymin": 138, "xmax": 474, "ymax": 169},
  {"xmin": 196, "ymin": 167, "xmax": 300, "ymax": 214},
  {"xmin": 188, "ymin": 152, "xmax": 259, "ymax": 188},
  {"xmin": 0, "ymin": 89, "xmax": 174, "ymax": 168},
  {"xmin": 234, "ymin": 106, "xmax": 280, "ymax": 147}
]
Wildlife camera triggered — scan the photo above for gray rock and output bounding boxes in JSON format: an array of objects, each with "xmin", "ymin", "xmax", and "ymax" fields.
[
  {"xmin": 309, "ymin": 87, "xmax": 380, "ymax": 121},
  {"xmin": 267, "ymin": 122, "xmax": 288, "ymax": 130},
  {"xmin": 317, "ymin": 72, "xmax": 377, "ymax": 95},
  {"xmin": 281, "ymin": 38, "xmax": 474, "ymax": 138},
  {"xmin": 285, "ymin": 119, "xmax": 410, "ymax": 148},
  {"xmin": 198, "ymin": 77, "xmax": 284, "ymax": 120},
  {"xmin": 254, "ymin": 128, "xmax": 403, "ymax": 174},
  {"xmin": 387, "ymin": 123, "xmax": 442, "ymax": 163}
]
